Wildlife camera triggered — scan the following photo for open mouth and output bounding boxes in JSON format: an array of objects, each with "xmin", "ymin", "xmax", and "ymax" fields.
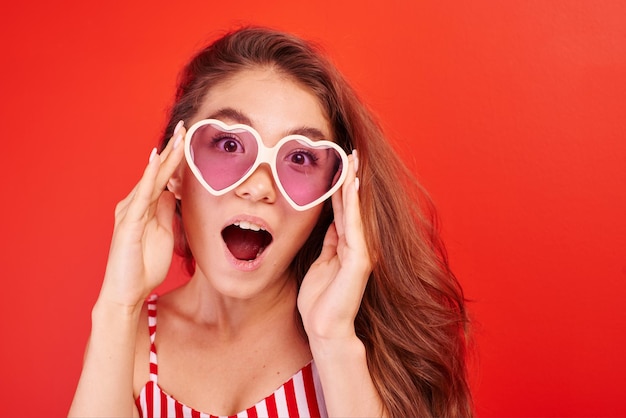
[{"xmin": 221, "ymin": 221, "xmax": 273, "ymax": 261}]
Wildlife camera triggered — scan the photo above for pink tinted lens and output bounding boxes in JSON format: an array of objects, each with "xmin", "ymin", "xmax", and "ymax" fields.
[
  {"xmin": 189, "ymin": 124, "xmax": 258, "ymax": 191},
  {"xmin": 276, "ymin": 139, "xmax": 344, "ymax": 206}
]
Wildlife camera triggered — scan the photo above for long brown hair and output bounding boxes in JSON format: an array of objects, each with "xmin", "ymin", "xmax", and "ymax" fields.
[{"xmin": 159, "ymin": 27, "xmax": 473, "ymax": 417}]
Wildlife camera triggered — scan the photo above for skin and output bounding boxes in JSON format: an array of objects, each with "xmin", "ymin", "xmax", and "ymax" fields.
[
  {"xmin": 170, "ymin": 68, "xmax": 328, "ymax": 304},
  {"xmin": 69, "ymin": 67, "xmax": 383, "ymax": 417}
]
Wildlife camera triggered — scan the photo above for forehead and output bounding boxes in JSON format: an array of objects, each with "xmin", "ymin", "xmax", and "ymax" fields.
[{"xmin": 193, "ymin": 68, "xmax": 332, "ymax": 141}]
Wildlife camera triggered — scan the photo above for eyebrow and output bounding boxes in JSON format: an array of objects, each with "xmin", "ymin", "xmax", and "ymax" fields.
[
  {"xmin": 285, "ymin": 126, "xmax": 328, "ymax": 141},
  {"xmin": 206, "ymin": 108, "xmax": 252, "ymax": 126},
  {"xmin": 205, "ymin": 107, "xmax": 330, "ymax": 141}
]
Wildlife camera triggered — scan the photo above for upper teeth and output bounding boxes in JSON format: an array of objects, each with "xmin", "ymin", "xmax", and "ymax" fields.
[{"xmin": 234, "ymin": 221, "xmax": 264, "ymax": 231}]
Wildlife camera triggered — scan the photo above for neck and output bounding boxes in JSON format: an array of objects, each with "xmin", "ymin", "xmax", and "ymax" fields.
[{"xmin": 174, "ymin": 269, "xmax": 302, "ymax": 341}]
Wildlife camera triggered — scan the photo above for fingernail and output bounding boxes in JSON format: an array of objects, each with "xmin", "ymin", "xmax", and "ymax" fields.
[
  {"xmin": 149, "ymin": 147, "xmax": 158, "ymax": 163},
  {"xmin": 352, "ymin": 149, "xmax": 359, "ymax": 173},
  {"xmin": 174, "ymin": 120, "xmax": 184, "ymax": 135},
  {"xmin": 354, "ymin": 177, "xmax": 360, "ymax": 192},
  {"xmin": 173, "ymin": 133, "xmax": 182, "ymax": 149}
]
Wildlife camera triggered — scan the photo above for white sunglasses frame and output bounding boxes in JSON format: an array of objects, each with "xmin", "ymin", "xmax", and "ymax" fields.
[{"xmin": 184, "ymin": 119, "xmax": 350, "ymax": 211}]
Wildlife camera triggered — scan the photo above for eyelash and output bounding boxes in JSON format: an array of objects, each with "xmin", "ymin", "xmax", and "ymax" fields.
[
  {"xmin": 291, "ymin": 148, "xmax": 319, "ymax": 163},
  {"xmin": 211, "ymin": 134, "xmax": 243, "ymax": 151}
]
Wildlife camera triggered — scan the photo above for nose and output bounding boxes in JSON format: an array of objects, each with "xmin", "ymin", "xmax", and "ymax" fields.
[{"xmin": 234, "ymin": 163, "xmax": 277, "ymax": 205}]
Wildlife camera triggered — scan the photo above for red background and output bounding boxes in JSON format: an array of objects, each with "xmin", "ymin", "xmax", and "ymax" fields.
[{"xmin": 1, "ymin": 1, "xmax": 625, "ymax": 416}]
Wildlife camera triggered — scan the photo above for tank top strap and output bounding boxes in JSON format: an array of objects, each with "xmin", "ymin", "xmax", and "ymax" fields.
[{"xmin": 146, "ymin": 294, "xmax": 159, "ymax": 383}]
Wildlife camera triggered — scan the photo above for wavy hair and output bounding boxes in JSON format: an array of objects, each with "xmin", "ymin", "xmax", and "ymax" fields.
[{"xmin": 158, "ymin": 27, "xmax": 473, "ymax": 417}]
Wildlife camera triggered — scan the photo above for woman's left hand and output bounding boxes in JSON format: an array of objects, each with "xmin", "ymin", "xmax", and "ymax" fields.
[{"xmin": 298, "ymin": 151, "xmax": 372, "ymax": 341}]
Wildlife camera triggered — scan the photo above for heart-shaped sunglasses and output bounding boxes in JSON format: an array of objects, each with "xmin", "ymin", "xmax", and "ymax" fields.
[{"xmin": 184, "ymin": 119, "xmax": 349, "ymax": 211}]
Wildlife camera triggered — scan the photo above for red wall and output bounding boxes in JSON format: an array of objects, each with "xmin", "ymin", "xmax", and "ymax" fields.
[{"xmin": 1, "ymin": 1, "xmax": 624, "ymax": 416}]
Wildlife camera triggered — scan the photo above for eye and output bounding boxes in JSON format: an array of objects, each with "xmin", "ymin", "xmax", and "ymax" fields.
[
  {"xmin": 288, "ymin": 150, "xmax": 318, "ymax": 166},
  {"xmin": 222, "ymin": 139, "xmax": 238, "ymax": 153},
  {"xmin": 213, "ymin": 135, "xmax": 244, "ymax": 153}
]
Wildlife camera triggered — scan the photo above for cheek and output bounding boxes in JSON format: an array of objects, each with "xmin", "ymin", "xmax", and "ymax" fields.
[
  {"xmin": 178, "ymin": 167, "xmax": 223, "ymax": 215},
  {"xmin": 281, "ymin": 209, "xmax": 324, "ymax": 251},
  {"xmin": 178, "ymin": 174, "xmax": 221, "ymax": 243},
  {"xmin": 179, "ymin": 164, "xmax": 324, "ymax": 256},
  {"xmin": 180, "ymin": 165, "xmax": 202, "ymax": 197}
]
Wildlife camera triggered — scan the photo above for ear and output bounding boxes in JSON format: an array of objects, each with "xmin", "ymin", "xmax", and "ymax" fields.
[{"xmin": 167, "ymin": 162, "xmax": 185, "ymax": 200}]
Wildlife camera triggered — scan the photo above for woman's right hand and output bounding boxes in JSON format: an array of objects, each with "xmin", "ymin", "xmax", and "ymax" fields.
[{"xmin": 97, "ymin": 121, "xmax": 186, "ymax": 310}]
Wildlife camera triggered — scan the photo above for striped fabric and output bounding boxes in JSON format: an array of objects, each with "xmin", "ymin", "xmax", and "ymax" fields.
[{"xmin": 135, "ymin": 295, "xmax": 327, "ymax": 418}]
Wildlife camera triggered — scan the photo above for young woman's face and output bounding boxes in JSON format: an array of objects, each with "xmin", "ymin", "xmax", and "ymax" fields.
[{"xmin": 177, "ymin": 68, "xmax": 331, "ymax": 299}]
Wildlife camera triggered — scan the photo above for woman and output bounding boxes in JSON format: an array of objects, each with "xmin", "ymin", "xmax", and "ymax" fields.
[{"xmin": 69, "ymin": 27, "xmax": 473, "ymax": 417}]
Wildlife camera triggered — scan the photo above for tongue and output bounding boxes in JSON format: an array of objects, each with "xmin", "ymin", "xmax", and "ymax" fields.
[{"xmin": 222, "ymin": 226, "xmax": 267, "ymax": 261}]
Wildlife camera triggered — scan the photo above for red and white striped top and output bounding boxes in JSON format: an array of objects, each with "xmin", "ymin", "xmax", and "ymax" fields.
[{"xmin": 135, "ymin": 295, "xmax": 327, "ymax": 418}]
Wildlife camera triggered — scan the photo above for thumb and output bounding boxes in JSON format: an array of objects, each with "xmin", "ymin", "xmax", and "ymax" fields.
[
  {"xmin": 316, "ymin": 222, "xmax": 339, "ymax": 264},
  {"xmin": 154, "ymin": 191, "xmax": 178, "ymax": 235}
]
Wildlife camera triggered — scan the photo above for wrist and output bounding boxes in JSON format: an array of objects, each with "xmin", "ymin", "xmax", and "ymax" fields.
[
  {"xmin": 308, "ymin": 333, "xmax": 366, "ymax": 361},
  {"xmin": 309, "ymin": 334, "xmax": 384, "ymax": 417},
  {"xmin": 92, "ymin": 297, "xmax": 144, "ymax": 325}
]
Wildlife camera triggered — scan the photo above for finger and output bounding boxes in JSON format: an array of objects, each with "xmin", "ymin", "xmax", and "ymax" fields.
[
  {"xmin": 341, "ymin": 151, "xmax": 370, "ymax": 264},
  {"xmin": 343, "ymin": 172, "xmax": 365, "ymax": 249},
  {"xmin": 154, "ymin": 190, "xmax": 177, "ymax": 236},
  {"xmin": 120, "ymin": 123, "xmax": 187, "ymax": 225},
  {"xmin": 116, "ymin": 119, "xmax": 182, "ymax": 222},
  {"xmin": 316, "ymin": 221, "xmax": 339, "ymax": 263},
  {"xmin": 152, "ymin": 126, "xmax": 186, "ymax": 200},
  {"xmin": 342, "ymin": 153, "xmax": 358, "ymax": 213},
  {"xmin": 343, "ymin": 176, "xmax": 372, "ymax": 279},
  {"xmin": 123, "ymin": 147, "xmax": 162, "ymax": 223},
  {"xmin": 114, "ymin": 182, "xmax": 139, "ymax": 222},
  {"xmin": 331, "ymin": 184, "xmax": 345, "ymax": 238},
  {"xmin": 332, "ymin": 153, "xmax": 357, "ymax": 240},
  {"xmin": 158, "ymin": 120, "xmax": 185, "ymax": 161}
]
